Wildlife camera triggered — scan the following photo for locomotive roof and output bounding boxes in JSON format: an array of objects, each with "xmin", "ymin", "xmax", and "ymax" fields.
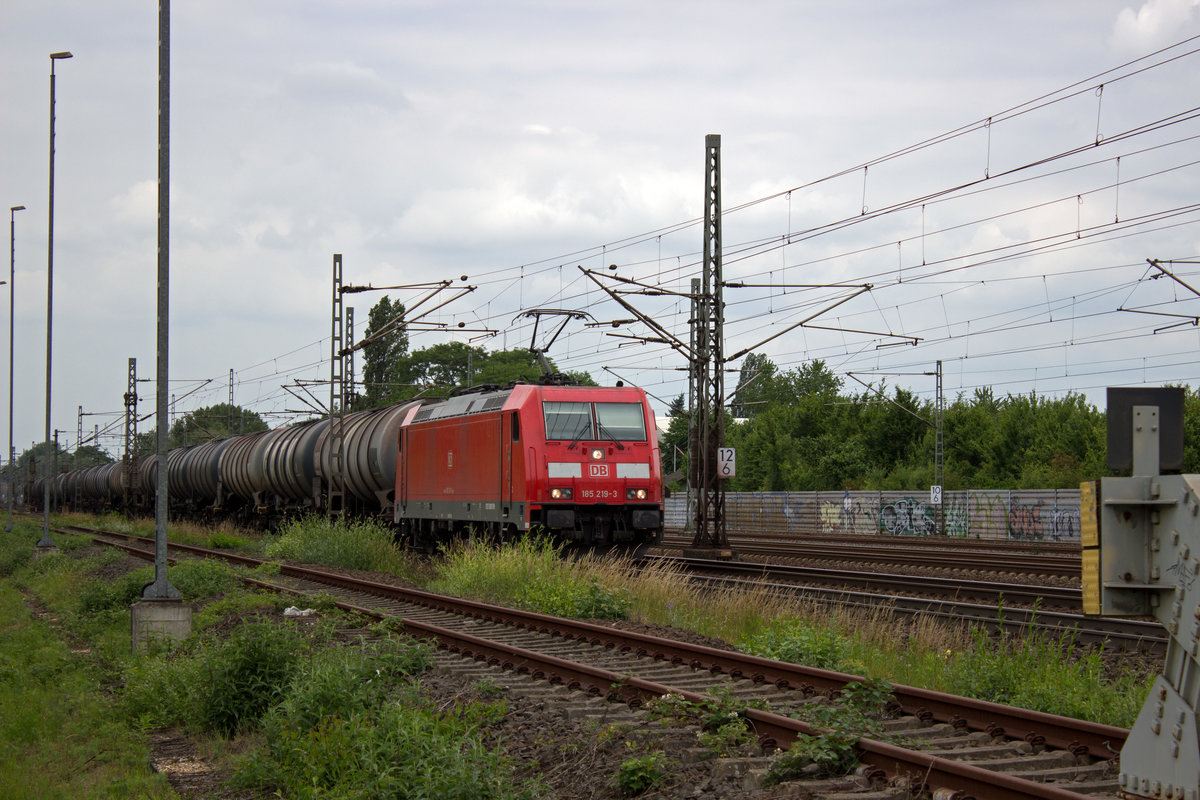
[{"xmin": 407, "ymin": 383, "xmax": 646, "ymax": 425}]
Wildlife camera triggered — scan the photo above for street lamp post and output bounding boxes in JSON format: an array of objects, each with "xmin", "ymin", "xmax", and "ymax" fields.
[
  {"xmin": 38, "ymin": 51, "xmax": 72, "ymax": 551},
  {"xmin": 7, "ymin": 205, "xmax": 23, "ymax": 532}
]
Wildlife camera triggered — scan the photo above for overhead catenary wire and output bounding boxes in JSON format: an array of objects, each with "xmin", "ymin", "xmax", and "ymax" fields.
[{"xmin": 134, "ymin": 36, "xmax": 1200, "ymax": 431}]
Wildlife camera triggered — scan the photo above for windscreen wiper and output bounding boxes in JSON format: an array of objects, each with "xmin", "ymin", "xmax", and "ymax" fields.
[
  {"xmin": 566, "ymin": 420, "xmax": 592, "ymax": 450},
  {"xmin": 595, "ymin": 422, "xmax": 626, "ymax": 450}
]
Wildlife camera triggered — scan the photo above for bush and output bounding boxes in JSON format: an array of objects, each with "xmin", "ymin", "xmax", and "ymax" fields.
[
  {"xmin": 195, "ymin": 620, "xmax": 310, "ymax": 736},
  {"xmin": 192, "ymin": 591, "xmax": 284, "ymax": 631},
  {"xmin": 266, "ymin": 638, "xmax": 432, "ymax": 732},
  {"xmin": 0, "ymin": 540, "xmax": 29, "ymax": 578},
  {"xmin": 762, "ymin": 731, "xmax": 859, "ymax": 786}
]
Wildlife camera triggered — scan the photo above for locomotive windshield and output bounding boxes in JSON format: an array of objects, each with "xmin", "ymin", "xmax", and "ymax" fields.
[
  {"xmin": 544, "ymin": 402, "xmax": 592, "ymax": 440},
  {"xmin": 543, "ymin": 401, "xmax": 647, "ymax": 442},
  {"xmin": 595, "ymin": 403, "xmax": 646, "ymax": 441}
]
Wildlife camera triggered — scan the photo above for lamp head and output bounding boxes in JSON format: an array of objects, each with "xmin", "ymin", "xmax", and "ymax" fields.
[
  {"xmin": 50, "ymin": 52, "xmax": 73, "ymax": 60},
  {"xmin": 9, "ymin": 206, "xmax": 25, "ymax": 213}
]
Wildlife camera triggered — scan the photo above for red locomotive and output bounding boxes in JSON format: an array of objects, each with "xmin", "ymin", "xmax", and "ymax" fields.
[{"xmin": 396, "ymin": 382, "xmax": 663, "ymax": 550}]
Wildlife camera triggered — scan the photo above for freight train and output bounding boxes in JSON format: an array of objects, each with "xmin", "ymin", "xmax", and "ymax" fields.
[{"xmin": 28, "ymin": 381, "xmax": 665, "ymax": 551}]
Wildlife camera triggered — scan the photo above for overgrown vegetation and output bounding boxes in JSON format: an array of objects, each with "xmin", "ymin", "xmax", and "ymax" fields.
[
  {"xmin": 264, "ymin": 514, "xmax": 426, "ymax": 580},
  {"xmin": 0, "ymin": 521, "xmax": 538, "ymax": 799},
  {"xmin": 0, "ymin": 523, "xmax": 175, "ymax": 797},
  {"xmin": 647, "ymin": 687, "xmax": 766, "ymax": 757},
  {"xmin": 0, "ymin": 513, "xmax": 1159, "ymax": 798},
  {"xmin": 762, "ymin": 679, "xmax": 897, "ymax": 785},
  {"xmin": 429, "ymin": 534, "xmax": 1152, "ymax": 729},
  {"xmin": 430, "ymin": 534, "xmax": 631, "ymax": 620}
]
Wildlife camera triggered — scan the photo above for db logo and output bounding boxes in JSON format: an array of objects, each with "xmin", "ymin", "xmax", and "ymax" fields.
[{"xmin": 589, "ymin": 464, "xmax": 609, "ymax": 478}]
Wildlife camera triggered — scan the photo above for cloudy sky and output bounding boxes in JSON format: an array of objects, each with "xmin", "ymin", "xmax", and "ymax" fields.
[{"xmin": 2, "ymin": 0, "xmax": 1200, "ymax": 458}]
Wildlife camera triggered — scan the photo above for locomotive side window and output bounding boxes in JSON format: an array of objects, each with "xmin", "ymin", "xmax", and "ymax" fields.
[
  {"xmin": 594, "ymin": 403, "xmax": 647, "ymax": 441},
  {"xmin": 511, "ymin": 411, "xmax": 520, "ymax": 442},
  {"xmin": 544, "ymin": 402, "xmax": 592, "ymax": 440}
]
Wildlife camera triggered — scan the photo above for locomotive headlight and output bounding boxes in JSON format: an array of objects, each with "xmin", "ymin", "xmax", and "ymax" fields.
[
  {"xmin": 590, "ymin": 448, "xmax": 604, "ymax": 460},
  {"xmin": 550, "ymin": 488, "xmax": 573, "ymax": 500},
  {"xmin": 626, "ymin": 488, "xmax": 647, "ymax": 500}
]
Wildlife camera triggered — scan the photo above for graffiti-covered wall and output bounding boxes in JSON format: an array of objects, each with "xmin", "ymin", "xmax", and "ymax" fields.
[{"xmin": 664, "ymin": 489, "xmax": 1081, "ymax": 541}]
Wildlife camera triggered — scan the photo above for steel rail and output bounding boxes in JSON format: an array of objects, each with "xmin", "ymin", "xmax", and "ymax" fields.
[
  {"xmin": 68, "ymin": 524, "xmax": 1129, "ymax": 759},
  {"xmin": 662, "ymin": 533, "xmax": 1081, "ymax": 576}
]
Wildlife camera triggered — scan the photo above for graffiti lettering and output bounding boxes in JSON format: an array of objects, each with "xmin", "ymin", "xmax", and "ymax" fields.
[
  {"xmin": 1008, "ymin": 504, "xmax": 1078, "ymax": 541},
  {"xmin": 880, "ymin": 497, "xmax": 937, "ymax": 536}
]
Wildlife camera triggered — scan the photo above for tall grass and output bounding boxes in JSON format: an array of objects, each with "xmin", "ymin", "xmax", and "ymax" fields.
[
  {"xmin": 431, "ymin": 534, "xmax": 632, "ymax": 619},
  {"xmin": 264, "ymin": 515, "xmax": 427, "ymax": 580},
  {"xmin": 430, "ymin": 536, "xmax": 1154, "ymax": 729}
]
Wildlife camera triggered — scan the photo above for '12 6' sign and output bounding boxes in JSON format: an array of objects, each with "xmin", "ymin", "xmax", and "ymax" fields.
[{"xmin": 718, "ymin": 448, "xmax": 735, "ymax": 478}]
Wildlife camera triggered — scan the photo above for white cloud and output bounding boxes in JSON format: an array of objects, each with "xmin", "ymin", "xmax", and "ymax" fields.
[
  {"xmin": 1112, "ymin": 0, "xmax": 1200, "ymax": 52},
  {"xmin": 109, "ymin": 179, "xmax": 157, "ymax": 225}
]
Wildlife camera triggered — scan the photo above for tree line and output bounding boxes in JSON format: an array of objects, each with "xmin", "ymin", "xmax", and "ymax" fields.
[{"xmin": 661, "ymin": 353, "xmax": 1200, "ymax": 492}]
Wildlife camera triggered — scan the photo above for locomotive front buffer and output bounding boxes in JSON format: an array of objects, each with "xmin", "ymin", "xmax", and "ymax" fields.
[{"xmin": 1083, "ymin": 387, "xmax": 1199, "ymax": 800}]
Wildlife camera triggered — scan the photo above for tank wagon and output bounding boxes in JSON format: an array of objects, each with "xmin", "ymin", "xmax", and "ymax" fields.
[{"xmin": 31, "ymin": 381, "xmax": 664, "ymax": 550}]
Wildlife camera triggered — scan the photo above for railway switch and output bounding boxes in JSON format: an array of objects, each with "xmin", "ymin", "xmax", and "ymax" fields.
[{"xmin": 1083, "ymin": 387, "xmax": 1198, "ymax": 799}]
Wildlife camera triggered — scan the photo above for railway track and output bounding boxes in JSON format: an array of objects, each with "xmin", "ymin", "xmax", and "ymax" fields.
[
  {"xmin": 661, "ymin": 530, "xmax": 1082, "ymax": 578},
  {"xmin": 655, "ymin": 555, "xmax": 1165, "ymax": 651},
  {"xmin": 64, "ymin": 522, "xmax": 1130, "ymax": 800}
]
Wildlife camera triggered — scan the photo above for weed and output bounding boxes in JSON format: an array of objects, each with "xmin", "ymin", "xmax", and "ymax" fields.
[
  {"xmin": 695, "ymin": 719, "xmax": 757, "ymax": 756},
  {"xmin": 614, "ymin": 751, "xmax": 668, "ymax": 796},
  {"xmin": 0, "ymin": 582, "xmax": 177, "ymax": 797},
  {"xmin": 238, "ymin": 683, "xmax": 528, "ymax": 798},
  {"xmin": 192, "ymin": 591, "xmax": 284, "ymax": 631},
  {"xmin": 597, "ymin": 721, "xmax": 637, "ymax": 745},
  {"xmin": 799, "ymin": 678, "xmax": 895, "ymax": 741},
  {"xmin": 77, "ymin": 567, "xmax": 153, "ymax": 613},
  {"xmin": 762, "ymin": 731, "xmax": 859, "ymax": 786},
  {"xmin": 647, "ymin": 686, "xmax": 766, "ymax": 756},
  {"xmin": 433, "ymin": 534, "xmax": 631, "ymax": 620},
  {"xmin": 764, "ymin": 678, "xmax": 895, "ymax": 786}
]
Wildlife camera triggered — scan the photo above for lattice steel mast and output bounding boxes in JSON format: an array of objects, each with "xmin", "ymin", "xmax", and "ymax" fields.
[
  {"xmin": 690, "ymin": 134, "xmax": 729, "ymax": 550},
  {"xmin": 329, "ymin": 254, "xmax": 345, "ymax": 516}
]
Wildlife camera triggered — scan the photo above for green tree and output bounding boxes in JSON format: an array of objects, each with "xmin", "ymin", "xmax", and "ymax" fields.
[
  {"xmin": 729, "ymin": 353, "xmax": 777, "ymax": 419},
  {"xmin": 780, "ymin": 359, "xmax": 843, "ymax": 400},
  {"xmin": 14, "ymin": 440, "xmax": 72, "ymax": 479},
  {"xmin": 660, "ymin": 394, "xmax": 689, "ymax": 485},
  {"xmin": 390, "ymin": 345, "xmax": 594, "ymax": 400},
  {"xmin": 168, "ymin": 404, "xmax": 269, "ymax": 448},
  {"xmin": 70, "ymin": 445, "xmax": 113, "ymax": 469},
  {"xmin": 360, "ymin": 296, "xmax": 409, "ymax": 407}
]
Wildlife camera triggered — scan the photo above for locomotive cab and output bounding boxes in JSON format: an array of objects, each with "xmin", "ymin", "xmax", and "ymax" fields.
[{"xmin": 537, "ymin": 393, "xmax": 663, "ymax": 547}]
